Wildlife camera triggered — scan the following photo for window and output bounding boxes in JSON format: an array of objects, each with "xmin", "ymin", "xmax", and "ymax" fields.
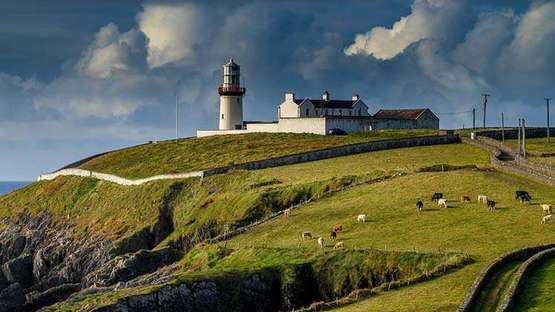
[
  {"xmin": 306, "ymin": 108, "xmax": 309, "ymax": 116},
  {"xmin": 221, "ymin": 114, "xmax": 224, "ymax": 119},
  {"xmin": 358, "ymin": 108, "xmax": 361, "ymax": 116},
  {"xmin": 236, "ymin": 98, "xmax": 240, "ymax": 103}
]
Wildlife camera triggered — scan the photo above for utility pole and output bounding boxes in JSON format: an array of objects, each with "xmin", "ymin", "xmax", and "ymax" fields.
[
  {"xmin": 472, "ymin": 108, "xmax": 476, "ymax": 130},
  {"xmin": 501, "ymin": 112, "xmax": 505, "ymax": 143},
  {"xmin": 482, "ymin": 94, "xmax": 490, "ymax": 128},
  {"xmin": 175, "ymin": 79, "xmax": 182, "ymax": 141},
  {"xmin": 518, "ymin": 118, "xmax": 522, "ymax": 156},
  {"xmin": 524, "ymin": 119, "xmax": 527, "ymax": 158},
  {"xmin": 547, "ymin": 98, "xmax": 552, "ymax": 143}
]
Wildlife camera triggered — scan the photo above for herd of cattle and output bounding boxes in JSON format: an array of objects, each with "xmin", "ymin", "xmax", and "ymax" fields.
[{"xmin": 288, "ymin": 190, "xmax": 553, "ymax": 250}]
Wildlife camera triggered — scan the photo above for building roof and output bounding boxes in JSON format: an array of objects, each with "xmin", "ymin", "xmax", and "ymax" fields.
[
  {"xmin": 293, "ymin": 99, "xmax": 360, "ymax": 109},
  {"xmin": 373, "ymin": 109, "xmax": 432, "ymax": 120}
]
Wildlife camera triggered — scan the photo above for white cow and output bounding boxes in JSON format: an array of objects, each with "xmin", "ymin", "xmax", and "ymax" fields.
[
  {"xmin": 438, "ymin": 198, "xmax": 448, "ymax": 208},
  {"xmin": 478, "ymin": 195, "xmax": 488, "ymax": 203},
  {"xmin": 541, "ymin": 214, "xmax": 552, "ymax": 224},
  {"xmin": 317, "ymin": 237, "xmax": 325, "ymax": 248},
  {"xmin": 357, "ymin": 214, "xmax": 367, "ymax": 223},
  {"xmin": 541, "ymin": 204, "xmax": 552, "ymax": 215}
]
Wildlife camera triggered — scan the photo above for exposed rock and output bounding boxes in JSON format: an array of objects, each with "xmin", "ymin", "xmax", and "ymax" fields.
[
  {"xmin": 2, "ymin": 254, "xmax": 33, "ymax": 287},
  {"xmin": 0, "ymin": 283, "xmax": 25, "ymax": 312},
  {"xmin": 84, "ymin": 247, "xmax": 182, "ymax": 287},
  {"xmin": 24, "ymin": 283, "xmax": 80, "ymax": 310}
]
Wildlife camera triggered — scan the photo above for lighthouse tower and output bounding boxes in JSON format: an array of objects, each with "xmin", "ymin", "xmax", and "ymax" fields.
[{"xmin": 218, "ymin": 58, "xmax": 246, "ymax": 130}]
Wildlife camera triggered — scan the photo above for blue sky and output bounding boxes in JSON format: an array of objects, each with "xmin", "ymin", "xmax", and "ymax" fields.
[{"xmin": 0, "ymin": 0, "xmax": 553, "ymax": 180}]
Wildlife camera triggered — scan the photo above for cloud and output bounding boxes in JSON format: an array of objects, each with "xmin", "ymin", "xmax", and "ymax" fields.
[
  {"xmin": 453, "ymin": 10, "xmax": 517, "ymax": 72},
  {"xmin": 344, "ymin": 0, "xmax": 467, "ymax": 60},
  {"xmin": 76, "ymin": 23, "xmax": 148, "ymax": 79},
  {"xmin": 498, "ymin": 1, "xmax": 555, "ymax": 73},
  {"xmin": 138, "ymin": 2, "xmax": 206, "ymax": 68},
  {"xmin": 417, "ymin": 40, "xmax": 485, "ymax": 91}
]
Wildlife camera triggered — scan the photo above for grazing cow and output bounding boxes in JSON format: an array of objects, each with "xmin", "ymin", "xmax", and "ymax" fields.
[
  {"xmin": 541, "ymin": 214, "xmax": 552, "ymax": 224},
  {"xmin": 317, "ymin": 237, "xmax": 325, "ymax": 248},
  {"xmin": 284, "ymin": 208, "xmax": 292, "ymax": 218},
  {"xmin": 541, "ymin": 204, "xmax": 553, "ymax": 215},
  {"xmin": 333, "ymin": 224, "xmax": 343, "ymax": 232},
  {"xmin": 357, "ymin": 214, "xmax": 367, "ymax": 223},
  {"xmin": 432, "ymin": 193, "xmax": 444, "ymax": 202},
  {"xmin": 438, "ymin": 198, "xmax": 448, "ymax": 208},
  {"xmin": 487, "ymin": 200, "xmax": 496, "ymax": 211},
  {"xmin": 461, "ymin": 196, "xmax": 471, "ymax": 203},
  {"xmin": 302, "ymin": 231, "xmax": 312, "ymax": 240},
  {"xmin": 334, "ymin": 241, "xmax": 345, "ymax": 250},
  {"xmin": 478, "ymin": 195, "xmax": 488, "ymax": 203},
  {"xmin": 416, "ymin": 200, "xmax": 424, "ymax": 212},
  {"xmin": 330, "ymin": 231, "xmax": 337, "ymax": 241},
  {"xmin": 516, "ymin": 191, "xmax": 531, "ymax": 201}
]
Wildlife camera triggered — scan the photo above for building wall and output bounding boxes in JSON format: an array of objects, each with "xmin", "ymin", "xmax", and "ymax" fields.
[
  {"xmin": 416, "ymin": 110, "xmax": 440, "ymax": 129},
  {"xmin": 326, "ymin": 117, "xmax": 373, "ymax": 133},
  {"xmin": 279, "ymin": 99, "xmax": 300, "ymax": 118},
  {"xmin": 219, "ymin": 95, "xmax": 243, "ymax": 130},
  {"xmin": 372, "ymin": 119, "xmax": 417, "ymax": 130}
]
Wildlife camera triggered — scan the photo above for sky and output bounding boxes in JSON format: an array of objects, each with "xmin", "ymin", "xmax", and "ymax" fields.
[{"xmin": 0, "ymin": 0, "xmax": 553, "ymax": 180}]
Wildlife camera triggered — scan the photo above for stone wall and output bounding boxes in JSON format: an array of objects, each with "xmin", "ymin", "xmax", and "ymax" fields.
[
  {"xmin": 474, "ymin": 127, "xmax": 555, "ymax": 140},
  {"xmin": 458, "ymin": 244, "xmax": 555, "ymax": 312},
  {"xmin": 39, "ymin": 135, "xmax": 459, "ymax": 186},
  {"xmin": 37, "ymin": 169, "xmax": 204, "ymax": 186},
  {"xmin": 465, "ymin": 136, "xmax": 555, "ymax": 186},
  {"xmin": 497, "ymin": 247, "xmax": 555, "ymax": 311},
  {"xmin": 204, "ymin": 134, "xmax": 460, "ymax": 177}
]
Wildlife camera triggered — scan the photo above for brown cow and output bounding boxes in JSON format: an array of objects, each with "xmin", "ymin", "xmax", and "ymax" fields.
[
  {"xmin": 461, "ymin": 196, "xmax": 471, "ymax": 203},
  {"xmin": 333, "ymin": 224, "xmax": 343, "ymax": 232}
]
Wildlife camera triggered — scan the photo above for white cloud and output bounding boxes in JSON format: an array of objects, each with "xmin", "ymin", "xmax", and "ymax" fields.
[
  {"xmin": 499, "ymin": 1, "xmax": 555, "ymax": 72},
  {"xmin": 344, "ymin": 0, "xmax": 466, "ymax": 60},
  {"xmin": 138, "ymin": 2, "xmax": 205, "ymax": 68},
  {"xmin": 76, "ymin": 23, "xmax": 147, "ymax": 79}
]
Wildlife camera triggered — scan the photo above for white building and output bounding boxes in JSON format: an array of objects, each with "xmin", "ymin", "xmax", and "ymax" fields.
[{"xmin": 197, "ymin": 59, "xmax": 439, "ymax": 137}]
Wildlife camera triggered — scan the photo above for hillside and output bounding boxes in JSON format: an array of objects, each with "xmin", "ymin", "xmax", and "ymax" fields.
[
  {"xmin": 2, "ymin": 133, "xmax": 555, "ymax": 311},
  {"xmin": 74, "ymin": 130, "xmax": 439, "ymax": 179}
]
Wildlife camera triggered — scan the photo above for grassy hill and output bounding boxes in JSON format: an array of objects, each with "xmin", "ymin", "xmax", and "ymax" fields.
[
  {"xmin": 4, "ymin": 132, "xmax": 555, "ymax": 311},
  {"xmin": 75, "ymin": 130, "xmax": 439, "ymax": 179}
]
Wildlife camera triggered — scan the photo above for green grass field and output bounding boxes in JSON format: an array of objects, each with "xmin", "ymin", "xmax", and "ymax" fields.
[
  {"xmin": 76, "ymin": 130, "xmax": 439, "ymax": 179},
  {"xmin": 223, "ymin": 169, "xmax": 555, "ymax": 311},
  {"xmin": 512, "ymin": 257, "xmax": 555, "ymax": 311},
  {"xmin": 6, "ymin": 136, "xmax": 555, "ymax": 311}
]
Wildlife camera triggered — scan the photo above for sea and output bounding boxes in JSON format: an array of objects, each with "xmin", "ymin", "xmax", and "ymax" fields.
[{"xmin": 0, "ymin": 181, "xmax": 31, "ymax": 196}]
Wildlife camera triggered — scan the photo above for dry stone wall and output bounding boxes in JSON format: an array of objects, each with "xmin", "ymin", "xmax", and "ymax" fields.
[{"xmin": 38, "ymin": 135, "xmax": 459, "ymax": 186}]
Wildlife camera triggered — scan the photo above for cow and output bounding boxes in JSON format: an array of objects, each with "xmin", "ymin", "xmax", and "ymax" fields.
[
  {"xmin": 333, "ymin": 224, "xmax": 343, "ymax": 232},
  {"xmin": 432, "ymin": 193, "xmax": 443, "ymax": 202},
  {"xmin": 541, "ymin": 204, "xmax": 553, "ymax": 215},
  {"xmin": 516, "ymin": 191, "xmax": 531, "ymax": 201},
  {"xmin": 461, "ymin": 196, "xmax": 471, "ymax": 203},
  {"xmin": 302, "ymin": 231, "xmax": 312, "ymax": 240},
  {"xmin": 317, "ymin": 237, "xmax": 325, "ymax": 248},
  {"xmin": 416, "ymin": 200, "xmax": 424, "ymax": 212},
  {"xmin": 487, "ymin": 200, "xmax": 496, "ymax": 211},
  {"xmin": 438, "ymin": 198, "xmax": 448, "ymax": 208},
  {"xmin": 330, "ymin": 231, "xmax": 337, "ymax": 241},
  {"xmin": 334, "ymin": 241, "xmax": 345, "ymax": 250},
  {"xmin": 478, "ymin": 195, "xmax": 488, "ymax": 203},
  {"xmin": 357, "ymin": 214, "xmax": 367, "ymax": 223},
  {"xmin": 541, "ymin": 214, "xmax": 552, "ymax": 224},
  {"xmin": 284, "ymin": 208, "xmax": 292, "ymax": 218}
]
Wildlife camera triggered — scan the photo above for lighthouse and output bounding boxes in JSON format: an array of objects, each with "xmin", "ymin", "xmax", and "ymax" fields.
[{"xmin": 218, "ymin": 58, "xmax": 246, "ymax": 130}]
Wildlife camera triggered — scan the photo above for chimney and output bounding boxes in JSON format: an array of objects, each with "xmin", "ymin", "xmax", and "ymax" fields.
[
  {"xmin": 285, "ymin": 92, "xmax": 295, "ymax": 102},
  {"xmin": 352, "ymin": 94, "xmax": 360, "ymax": 101},
  {"xmin": 322, "ymin": 91, "xmax": 330, "ymax": 101}
]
